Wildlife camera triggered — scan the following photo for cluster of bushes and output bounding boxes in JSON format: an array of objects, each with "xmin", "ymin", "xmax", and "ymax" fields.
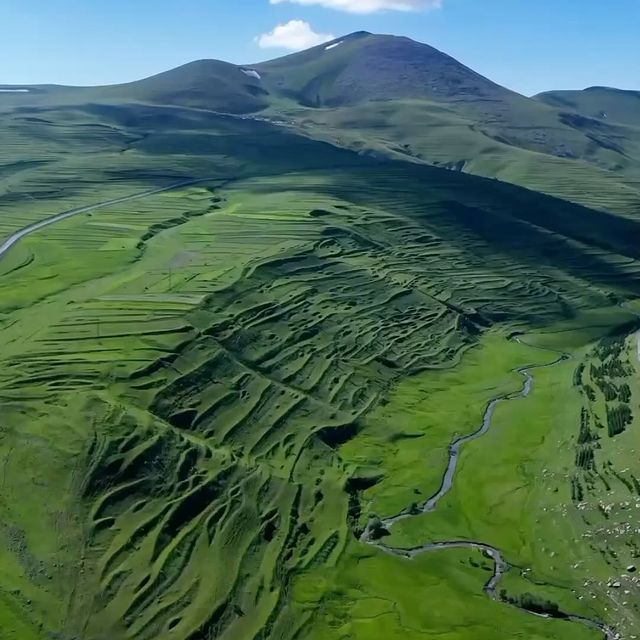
[
  {"xmin": 619, "ymin": 383, "xmax": 631, "ymax": 403},
  {"xmin": 593, "ymin": 336, "xmax": 623, "ymax": 360},
  {"xmin": 500, "ymin": 591, "xmax": 566, "ymax": 618},
  {"xmin": 575, "ymin": 447, "xmax": 595, "ymax": 470},
  {"xmin": 571, "ymin": 476, "xmax": 584, "ymax": 502},
  {"xmin": 591, "ymin": 370, "xmax": 632, "ymax": 403},
  {"xmin": 584, "ymin": 334, "xmax": 634, "ymax": 439},
  {"xmin": 577, "ymin": 408, "xmax": 596, "ymax": 444},
  {"xmin": 597, "ymin": 379, "xmax": 619, "ymax": 401},
  {"xmin": 590, "ymin": 355, "xmax": 632, "ymax": 381},
  {"xmin": 573, "ymin": 362, "xmax": 585, "ymax": 387},
  {"xmin": 589, "ymin": 334, "xmax": 632, "ymax": 399},
  {"xmin": 575, "ymin": 409, "xmax": 598, "ymax": 475},
  {"xmin": 607, "ymin": 404, "xmax": 633, "ymax": 437},
  {"xmin": 593, "ymin": 336, "xmax": 621, "ymax": 359}
]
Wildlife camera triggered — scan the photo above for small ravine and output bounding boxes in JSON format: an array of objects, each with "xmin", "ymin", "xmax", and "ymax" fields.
[{"xmin": 362, "ymin": 336, "xmax": 620, "ymax": 640}]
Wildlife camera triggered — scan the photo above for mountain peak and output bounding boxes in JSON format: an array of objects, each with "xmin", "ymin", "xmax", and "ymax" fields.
[
  {"xmin": 344, "ymin": 30, "xmax": 372, "ymax": 38},
  {"xmin": 255, "ymin": 31, "xmax": 509, "ymax": 108}
]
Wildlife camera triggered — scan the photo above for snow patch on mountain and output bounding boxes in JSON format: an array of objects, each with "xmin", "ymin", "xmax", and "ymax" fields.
[{"xmin": 241, "ymin": 69, "xmax": 261, "ymax": 80}]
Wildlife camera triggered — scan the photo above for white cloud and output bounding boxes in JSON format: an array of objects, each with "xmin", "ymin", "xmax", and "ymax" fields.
[
  {"xmin": 269, "ymin": 0, "xmax": 442, "ymax": 14},
  {"xmin": 256, "ymin": 20, "xmax": 335, "ymax": 50}
]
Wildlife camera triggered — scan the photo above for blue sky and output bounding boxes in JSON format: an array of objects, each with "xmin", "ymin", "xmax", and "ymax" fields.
[{"xmin": 2, "ymin": 0, "xmax": 638, "ymax": 95}]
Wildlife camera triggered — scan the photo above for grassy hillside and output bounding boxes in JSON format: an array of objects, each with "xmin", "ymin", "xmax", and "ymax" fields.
[
  {"xmin": 253, "ymin": 31, "xmax": 636, "ymax": 164},
  {"xmin": 255, "ymin": 31, "xmax": 594, "ymax": 158},
  {"xmin": 274, "ymin": 97, "xmax": 640, "ymax": 217},
  {"xmin": 536, "ymin": 86, "xmax": 640, "ymax": 127},
  {"xmin": 252, "ymin": 33, "xmax": 640, "ymax": 216},
  {"xmin": 2, "ymin": 32, "xmax": 639, "ymax": 218},
  {"xmin": 0, "ymin": 59, "xmax": 268, "ymax": 113},
  {"xmin": 1, "ymin": 100, "xmax": 640, "ymax": 639}
]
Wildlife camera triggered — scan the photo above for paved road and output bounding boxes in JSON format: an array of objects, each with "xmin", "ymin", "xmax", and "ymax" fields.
[{"xmin": 0, "ymin": 178, "xmax": 214, "ymax": 261}]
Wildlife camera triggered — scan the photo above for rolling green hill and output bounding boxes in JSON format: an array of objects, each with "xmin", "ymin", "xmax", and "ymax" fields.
[
  {"xmin": 0, "ymin": 59, "xmax": 268, "ymax": 113},
  {"xmin": 536, "ymin": 86, "xmax": 640, "ymax": 127},
  {"xmin": 251, "ymin": 33, "xmax": 640, "ymax": 216},
  {"xmin": 2, "ymin": 32, "xmax": 639, "ymax": 217}
]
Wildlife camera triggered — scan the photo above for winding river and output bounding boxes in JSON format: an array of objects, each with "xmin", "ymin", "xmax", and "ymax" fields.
[{"xmin": 362, "ymin": 336, "xmax": 620, "ymax": 640}]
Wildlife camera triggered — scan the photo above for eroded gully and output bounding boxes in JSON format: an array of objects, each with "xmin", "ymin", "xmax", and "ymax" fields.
[{"xmin": 362, "ymin": 336, "xmax": 620, "ymax": 640}]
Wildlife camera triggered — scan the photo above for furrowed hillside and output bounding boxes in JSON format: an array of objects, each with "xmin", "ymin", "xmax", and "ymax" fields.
[{"xmin": 1, "ymin": 99, "xmax": 640, "ymax": 639}]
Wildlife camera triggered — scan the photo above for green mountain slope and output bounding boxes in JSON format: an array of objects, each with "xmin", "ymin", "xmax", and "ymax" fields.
[
  {"xmin": 1, "ymin": 101, "xmax": 640, "ymax": 640},
  {"xmin": 255, "ymin": 31, "xmax": 584, "ymax": 158},
  {"xmin": 2, "ymin": 32, "xmax": 639, "ymax": 216},
  {"xmin": 0, "ymin": 59, "xmax": 268, "ymax": 113},
  {"xmin": 536, "ymin": 86, "xmax": 640, "ymax": 127},
  {"xmin": 250, "ymin": 33, "xmax": 640, "ymax": 216},
  {"xmin": 252, "ymin": 31, "xmax": 621, "ymax": 159}
]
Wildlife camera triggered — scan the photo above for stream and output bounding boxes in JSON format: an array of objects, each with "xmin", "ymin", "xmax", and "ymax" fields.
[{"xmin": 362, "ymin": 336, "xmax": 620, "ymax": 640}]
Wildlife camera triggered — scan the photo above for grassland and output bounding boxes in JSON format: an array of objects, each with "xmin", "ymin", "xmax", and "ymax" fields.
[
  {"xmin": 248, "ymin": 33, "xmax": 640, "ymax": 219},
  {"xmin": 1, "ymin": 92, "xmax": 640, "ymax": 640},
  {"xmin": 536, "ymin": 87, "xmax": 640, "ymax": 128},
  {"xmin": 270, "ymin": 98, "xmax": 640, "ymax": 219},
  {"xmin": 376, "ymin": 318, "xmax": 640, "ymax": 638}
]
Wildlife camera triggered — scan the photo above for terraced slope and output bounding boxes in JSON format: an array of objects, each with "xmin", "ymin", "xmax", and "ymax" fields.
[
  {"xmin": 1, "ymin": 105, "xmax": 640, "ymax": 640},
  {"xmin": 0, "ymin": 102, "xmax": 364, "ymax": 244}
]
